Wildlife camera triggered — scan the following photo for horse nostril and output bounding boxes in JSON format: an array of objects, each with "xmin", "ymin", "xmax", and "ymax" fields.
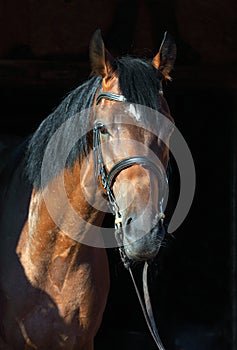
[{"xmin": 126, "ymin": 217, "xmax": 133, "ymax": 226}]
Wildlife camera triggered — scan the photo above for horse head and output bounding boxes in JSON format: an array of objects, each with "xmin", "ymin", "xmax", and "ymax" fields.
[{"xmin": 90, "ymin": 30, "xmax": 176, "ymax": 261}]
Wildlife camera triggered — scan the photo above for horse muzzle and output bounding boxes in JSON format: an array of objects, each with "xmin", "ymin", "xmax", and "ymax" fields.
[{"xmin": 116, "ymin": 212, "xmax": 166, "ymax": 261}]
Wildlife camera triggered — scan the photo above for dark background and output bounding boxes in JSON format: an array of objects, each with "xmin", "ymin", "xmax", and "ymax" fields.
[{"xmin": 0, "ymin": 1, "xmax": 236, "ymax": 349}]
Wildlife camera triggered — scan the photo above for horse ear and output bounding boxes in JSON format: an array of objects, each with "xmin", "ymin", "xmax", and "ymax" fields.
[
  {"xmin": 152, "ymin": 32, "xmax": 176, "ymax": 80},
  {"xmin": 89, "ymin": 29, "xmax": 115, "ymax": 78}
]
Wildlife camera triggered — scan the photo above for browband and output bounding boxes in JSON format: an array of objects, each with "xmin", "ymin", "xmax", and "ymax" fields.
[{"xmin": 96, "ymin": 89, "xmax": 127, "ymax": 105}]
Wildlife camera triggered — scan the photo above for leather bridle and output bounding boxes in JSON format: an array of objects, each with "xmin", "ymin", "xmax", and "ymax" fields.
[
  {"xmin": 93, "ymin": 87, "xmax": 167, "ymax": 350},
  {"xmin": 94, "ymin": 88, "xmax": 167, "ymax": 230}
]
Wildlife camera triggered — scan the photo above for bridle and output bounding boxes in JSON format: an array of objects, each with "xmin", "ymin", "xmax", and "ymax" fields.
[
  {"xmin": 93, "ymin": 87, "xmax": 167, "ymax": 350},
  {"xmin": 93, "ymin": 87, "xmax": 167, "ymax": 246},
  {"xmin": 94, "ymin": 88, "xmax": 167, "ymax": 229}
]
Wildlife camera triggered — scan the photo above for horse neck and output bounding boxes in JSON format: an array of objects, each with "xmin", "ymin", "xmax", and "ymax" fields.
[{"xmin": 17, "ymin": 158, "xmax": 107, "ymax": 286}]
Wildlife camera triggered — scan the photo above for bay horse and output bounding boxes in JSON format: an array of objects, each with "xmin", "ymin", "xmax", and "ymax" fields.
[{"xmin": 0, "ymin": 30, "xmax": 176, "ymax": 349}]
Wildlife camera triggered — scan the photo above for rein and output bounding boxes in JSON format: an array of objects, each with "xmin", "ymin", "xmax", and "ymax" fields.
[{"xmin": 94, "ymin": 88, "xmax": 166, "ymax": 350}]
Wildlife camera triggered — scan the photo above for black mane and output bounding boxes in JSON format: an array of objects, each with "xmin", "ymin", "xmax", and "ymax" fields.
[
  {"xmin": 117, "ymin": 57, "xmax": 162, "ymax": 111},
  {"xmin": 25, "ymin": 57, "xmax": 162, "ymax": 189}
]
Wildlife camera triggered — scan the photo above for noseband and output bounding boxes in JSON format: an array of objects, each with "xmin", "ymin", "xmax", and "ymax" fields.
[{"xmin": 93, "ymin": 87, "xmax": 167, "ymax": 350}]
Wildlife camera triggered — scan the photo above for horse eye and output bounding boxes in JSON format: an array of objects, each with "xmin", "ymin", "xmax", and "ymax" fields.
[
  {"xmin": 95, "ymin": 121, "xmax": 110, "ymax": 135},
  {"xmin": 100, "ymin": 126, "xmax": 109, "ymax": 135}
]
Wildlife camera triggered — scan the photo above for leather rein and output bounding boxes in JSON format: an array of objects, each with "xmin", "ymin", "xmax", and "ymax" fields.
[{"xmin": 93, "ymin": 88, "xmax": 167, "ymax": 350}]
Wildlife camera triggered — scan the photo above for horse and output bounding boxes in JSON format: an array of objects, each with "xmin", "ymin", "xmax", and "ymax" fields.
[{"xmin": 0, "ymin": 29, "xmax": 176, "ymax": 350}]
